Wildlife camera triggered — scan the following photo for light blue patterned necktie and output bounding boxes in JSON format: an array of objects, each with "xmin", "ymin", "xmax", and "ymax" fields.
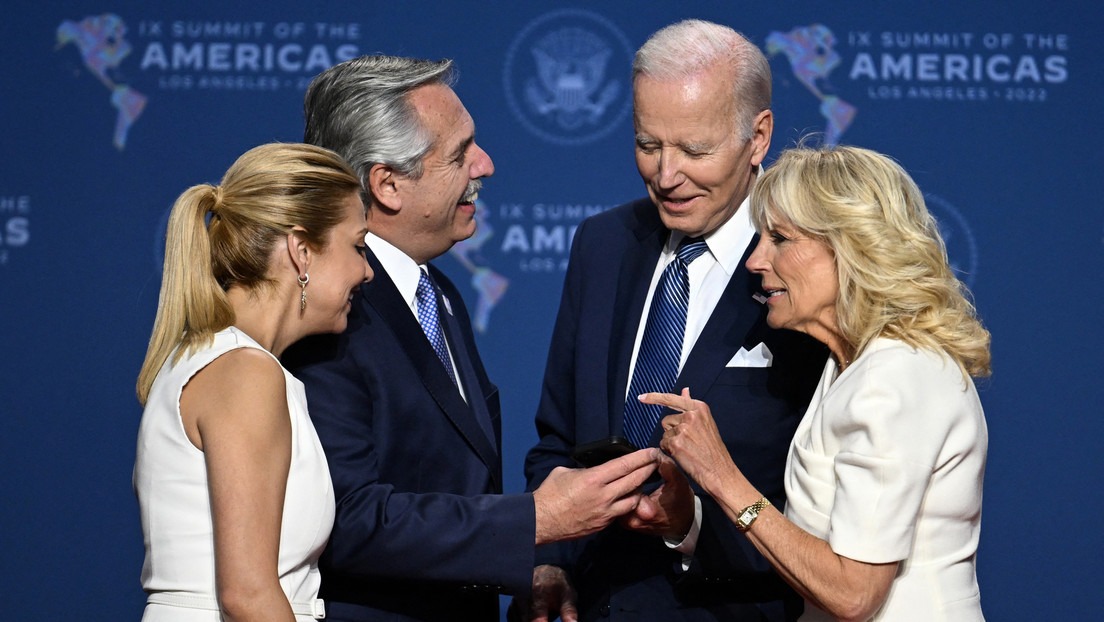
[
  {"xmin": 622, "ymin": 237, "xmax": 709, "ymax": 449},
  {"xmin": 416, "ymin": 269, "xmax": 457, "ymax": 385}
]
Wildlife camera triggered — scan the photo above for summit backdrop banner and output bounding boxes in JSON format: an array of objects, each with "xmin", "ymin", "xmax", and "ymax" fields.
[{"xmin": 2, "ymin": 1, "xmax": 1101, "ymax": 619}]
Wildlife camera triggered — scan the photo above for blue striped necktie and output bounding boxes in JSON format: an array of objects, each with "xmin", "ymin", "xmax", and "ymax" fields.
[
  {"xmin": 623, "ymin": 237, "xmax": 709, "ymax": 449},
  {"xmin": 415, "ymin": 269, "xmax": 457, "ymax": 385}
]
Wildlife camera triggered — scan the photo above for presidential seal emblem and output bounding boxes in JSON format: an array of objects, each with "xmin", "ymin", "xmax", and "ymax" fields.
[{"xmin": 503, "ymin": 9, "xmax": 633, "ymax": 146}]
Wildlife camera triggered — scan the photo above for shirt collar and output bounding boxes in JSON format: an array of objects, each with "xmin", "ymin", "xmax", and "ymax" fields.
[{"xmin": 365, "ymin": 232, "xmax": 424, "ymax": 307}]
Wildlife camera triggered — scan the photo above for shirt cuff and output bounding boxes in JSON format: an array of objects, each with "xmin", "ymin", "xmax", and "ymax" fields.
[{"xmin": 664, "ymin": 495, "xmax": 702, "ymax": 570}]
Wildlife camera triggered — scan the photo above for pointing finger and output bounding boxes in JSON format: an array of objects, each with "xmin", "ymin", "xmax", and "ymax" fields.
[{"xmin": 637, "ymin": 391, "xmax": 692, "ymax": 411}]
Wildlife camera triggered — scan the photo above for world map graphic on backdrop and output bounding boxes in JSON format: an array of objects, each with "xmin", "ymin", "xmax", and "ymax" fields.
[
  {"xmin": 56, "ymin": 14, "xmax": 147, "ymax": 150},
  {"xmin": 767, "ymin": 24, "xmax": 856, "ymax": 145},
  {"xmin": 448, "ymin": 200, "xmax": 509, "ymax": 333},
  {"xmin": 57, "ymin": 12, "xmax": 367, "ymax": 150}
]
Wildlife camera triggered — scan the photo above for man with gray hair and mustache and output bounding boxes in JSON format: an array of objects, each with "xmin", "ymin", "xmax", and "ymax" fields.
[{"xmin": 284, "ymin": 55, "xmax": 660, "ymax": 622}]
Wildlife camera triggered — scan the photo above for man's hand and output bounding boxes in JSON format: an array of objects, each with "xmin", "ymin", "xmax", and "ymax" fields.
[
  {"xmin": 533, "ymin": 448, "xmax": 659, "ymax": 544},
  {"xmin": 619, "ymin": 453, "xmax": 695, "ymax": 539},
  {"xmin": 512, "ymin": 565, "xmax": 578, "ymax": 622}
]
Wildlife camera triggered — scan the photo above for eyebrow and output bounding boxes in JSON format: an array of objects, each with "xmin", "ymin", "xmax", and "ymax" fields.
[
  {"xmin": 681, "ymin": 140, "xmax": 715, "ymax": 152},
  {"xmin": 633, "ymin": 133, "xmax": 713, "ymax": 152},
  {"xmin": 450, "ymin": 134, "xmax": 475, "ymax": 161}
]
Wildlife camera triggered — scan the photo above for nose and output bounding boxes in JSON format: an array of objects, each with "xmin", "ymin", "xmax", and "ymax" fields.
[
  {"xmin": 470, "ymin": 142, "xmax": 494, "ymax": 178},
  {"xmin": 656, "ymin": 149, "xmax": 683, "ymax": 190},
  {"xmin": 362, "ymin": 256, "xmax": 374, "ymax": 283},
  {"xmin": 745, "ymin": 235, "xmax": 769, "ymax": 274}
]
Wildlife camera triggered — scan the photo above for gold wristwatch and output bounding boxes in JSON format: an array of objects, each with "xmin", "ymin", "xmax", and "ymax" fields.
[{"xmin": 735, "ymin": 497, "xmax": 771, "ymax": 532}]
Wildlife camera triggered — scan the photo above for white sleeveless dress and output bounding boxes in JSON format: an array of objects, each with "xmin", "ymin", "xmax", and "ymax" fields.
[{"xmin": 134, "ymin": 327, "xmax": 335, "ymax": 620}]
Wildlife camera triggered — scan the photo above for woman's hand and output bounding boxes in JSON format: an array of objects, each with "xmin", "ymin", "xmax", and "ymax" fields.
[
  {"xmin": 639, "ymin": 388, "xmax": 737, "ymax": 496},
  {"xmin": 643, "ymin": 390, "xmax": 898, "ymax": 621}
]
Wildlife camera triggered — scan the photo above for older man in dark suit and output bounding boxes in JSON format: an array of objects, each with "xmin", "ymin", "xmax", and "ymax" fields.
[
  {"xmin": 285, "ymin": 55, "xmax": 658, "ymax": 622},
  {"xmin": 519, "ymin": 20, "xmax": 827, "ymax": 622}
]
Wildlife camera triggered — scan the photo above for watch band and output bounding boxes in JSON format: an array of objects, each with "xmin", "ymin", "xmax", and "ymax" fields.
[{"xmin": 736, "ymin": 497, "xmax": 771, "ymax": 532}]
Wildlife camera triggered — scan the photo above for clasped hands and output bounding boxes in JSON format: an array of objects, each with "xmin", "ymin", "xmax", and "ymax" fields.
[
  {"xmin": 534, "ymin": 389, "xmax": 724, "ymax": 546},
  {"xmin": 617, "ymin": 387, "xmax": 735, "ymax": 539},
  {"xmin": 523, "ymin": 390, "xmax": 725, "ymax": 622},
  {"xmin": 533, "ymin": 443, "xmax": 691, "ymax": 544},
  {"xmin": 614, "ymin": 386, "xmax": 732, "ymax": 540}
]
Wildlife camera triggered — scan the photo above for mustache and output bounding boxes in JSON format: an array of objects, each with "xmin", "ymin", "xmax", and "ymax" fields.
[{"xmin": 460, "ymin": 179, "xmax": 482, "ymax": 204}]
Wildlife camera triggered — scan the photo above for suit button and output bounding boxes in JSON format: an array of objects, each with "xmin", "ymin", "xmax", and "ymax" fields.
[{"xmin": 599, "ymin": 604, "xmax": 610, "ymax": 617}]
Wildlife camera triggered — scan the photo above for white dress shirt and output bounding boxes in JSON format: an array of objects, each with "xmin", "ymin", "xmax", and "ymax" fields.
[{"xmin": 365, "ymin": 232, "xmax": 467, "ymax": 402}]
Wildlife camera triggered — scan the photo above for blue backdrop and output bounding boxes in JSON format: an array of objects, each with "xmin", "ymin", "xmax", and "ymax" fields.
[{"xmin": 3, "ymin": 1, "xmax": 1101, "ymax": 619}]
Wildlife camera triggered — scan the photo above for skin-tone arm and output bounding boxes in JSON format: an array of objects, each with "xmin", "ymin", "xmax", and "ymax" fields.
[
  {"xmin": 180, "ymin": 348, "xmax": 296, "ymax": 622},
  {"xmin": 642, "ymin": 389, "xmax": 898, "ymax": 622}
]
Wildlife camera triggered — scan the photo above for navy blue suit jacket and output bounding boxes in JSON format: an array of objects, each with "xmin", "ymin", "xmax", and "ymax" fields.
[
  {"xmin": 285, "ymin": 249, "xmax": 535, "ymax": 622},
  {"xmin": 524, "ymin": 199, "xmax": 827, "ymax": 621}
]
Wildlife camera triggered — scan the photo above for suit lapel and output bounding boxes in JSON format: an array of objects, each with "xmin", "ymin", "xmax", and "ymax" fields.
[
  {"xmin": 363, "ymin": 251, "xmax": 501, "ymax": 485},
  {"xmin": 606, "ymin": 204, "xmax": 668, "ymax": 435},
  {"xmin": 675, "ymin": 233, "xmax": 767, "ymax": 395},
  {"xmin": 432, "ymin": 269, "xmax": 501, "ymax": 481}
]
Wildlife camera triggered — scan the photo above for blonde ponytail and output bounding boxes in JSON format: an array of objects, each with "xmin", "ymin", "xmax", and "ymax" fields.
[
  {"xmin": 136, "ymin": 185, "xmax": 234, "ymax": 404},
  {"xmin": 135, "ymin": 142, "xmax": 361, "ymax": 404}
]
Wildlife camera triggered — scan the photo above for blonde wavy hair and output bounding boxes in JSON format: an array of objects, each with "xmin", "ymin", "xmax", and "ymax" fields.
[
  {"xmin": 750, "ymin": 144, "xmax": 991, "ymax": 378},
  {"xmin": 136, "ymin": 143, "xmax": 361, "ymax": 404}
]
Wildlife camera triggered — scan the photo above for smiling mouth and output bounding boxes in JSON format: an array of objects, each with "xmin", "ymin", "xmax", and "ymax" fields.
[
  {"xmin": 459, "ymin": 179, "xmax": 482, "ymax": 205},
  {"xmin": 657, "ymin": 194, "xmax": 695, "ymax": 208}
]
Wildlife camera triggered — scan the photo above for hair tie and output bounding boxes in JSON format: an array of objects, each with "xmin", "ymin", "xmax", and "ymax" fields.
[{"xmin": 209, "ymin": 185, "xmax": 224, "ymax": 220}]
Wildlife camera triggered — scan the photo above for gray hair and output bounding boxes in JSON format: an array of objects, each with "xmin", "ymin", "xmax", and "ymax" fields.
[
  {"xmin": 304, "ymin": 55, "xmax": 455, "ymax": 186},
  {"xmin": 633, "ymin": 19, "xmax": 771, "ymax": 140}
]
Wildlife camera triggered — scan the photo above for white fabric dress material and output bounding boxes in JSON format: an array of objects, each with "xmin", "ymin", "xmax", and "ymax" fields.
[
  {"xmin": 785, "ymin": 338, "xmax": 987, "ymax": 621},
  {"xmin": 134, "ymin": 326, "xmax": 335, "ymax": 620}
]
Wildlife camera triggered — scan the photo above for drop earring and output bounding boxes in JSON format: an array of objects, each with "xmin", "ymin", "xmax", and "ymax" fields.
[{"xmin": 298, "ymin": 274, "xmax": 309, "ymax": 313}]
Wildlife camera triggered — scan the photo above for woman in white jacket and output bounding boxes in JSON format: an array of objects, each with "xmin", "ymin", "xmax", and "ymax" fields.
[{"xmin": 645, "ymin": 144, "xmax": 991, "ymax": 621}]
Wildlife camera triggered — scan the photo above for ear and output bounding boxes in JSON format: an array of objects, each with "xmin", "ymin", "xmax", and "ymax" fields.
[
  {"xmin": 748, "ymin": 109, "xmax": 774, "ymax": 167},
  {"xmin": 285, "ymin": 227, "xmax": 312, "ymax": 277},
  {"xmin": 367, "ymin": 162, "xmax": 403, "ymax": 213}
]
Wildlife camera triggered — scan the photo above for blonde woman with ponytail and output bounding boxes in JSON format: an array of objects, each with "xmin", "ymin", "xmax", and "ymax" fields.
[
  {"xmin": 645, "ymin": 144, "xmax": 991, "ymax": 621},
  {"xmin": 134, "ymin": 143, "xmax": 370, "ymax": 621}
]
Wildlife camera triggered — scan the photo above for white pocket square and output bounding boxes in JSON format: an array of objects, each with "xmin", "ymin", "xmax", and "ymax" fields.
[{"xmin": 727, "ymin": 342, "xmax": 773, "ymax": 367}]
